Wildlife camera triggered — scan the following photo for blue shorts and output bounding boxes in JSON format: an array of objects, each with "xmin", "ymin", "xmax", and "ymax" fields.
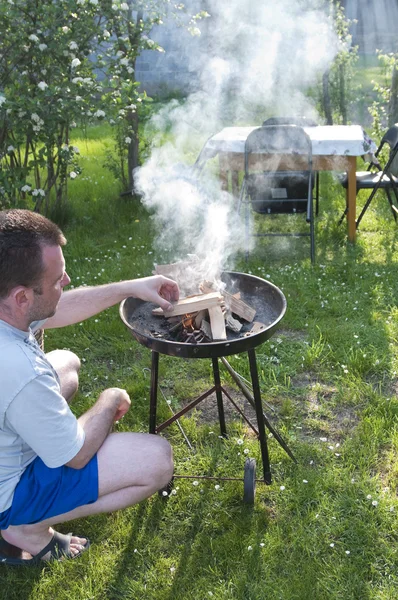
[{"xmin": 0, "ymin": 454, "xmax": 99, "ymax": 529}]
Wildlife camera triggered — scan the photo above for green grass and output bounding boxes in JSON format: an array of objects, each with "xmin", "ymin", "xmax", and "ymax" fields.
[{"xmin": 4, "ymin": 110, "xmax": 398, "ymax": 599}]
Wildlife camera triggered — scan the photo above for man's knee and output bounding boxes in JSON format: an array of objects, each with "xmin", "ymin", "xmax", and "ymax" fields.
[
  {"xmin": 46, "ymin": 349, "xmax": 81, "ymax": 401},
  {"xmin": 149, "ymin": 436, "xmax": 174, "ymax": 489}
]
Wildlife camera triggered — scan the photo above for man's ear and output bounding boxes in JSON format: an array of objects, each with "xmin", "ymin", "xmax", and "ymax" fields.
[{"xmin": 11, "ymin": 286, "xmax": 34, "ymax": 310}]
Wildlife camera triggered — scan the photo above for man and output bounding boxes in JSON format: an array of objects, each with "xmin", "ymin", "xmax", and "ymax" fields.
[{"xmin": 0, "ymin": 209, "xmax": 179, "ymax": 565}]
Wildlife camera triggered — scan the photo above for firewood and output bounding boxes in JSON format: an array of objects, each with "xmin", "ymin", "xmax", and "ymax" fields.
[
  {"xmin": 244, "ymin": 321, "xmax": 266, "ymax": 336},
  {"xmin": 226, "ymin": 313, "xmax": 243, "ymax": 332},
  {"xmin": 161, "ymin": 292, "xmax": 224, "ymax": 318},
  {"xmin": 194, "ymin": 310, "xmax": 206, "ymax": 328},
  {"xmin": 199, "ymin": 280, "xmax": 254, "ymax": 322},
  {"xmin": 200, "ymin": 319, "xmax": 212, "ymax": 340},
  {"xmin": 223, "ymin": 291, "xmax": 256, "ymax": 322},
  {"xmin": 208, "ymin": 305, "xmax": 227, "ymax": 340}
]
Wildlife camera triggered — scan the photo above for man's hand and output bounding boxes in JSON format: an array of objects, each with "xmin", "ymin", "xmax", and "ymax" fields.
[
  {"xmin": 110, "ymin": 388, "xmax": 131, "ymax": 422},
  {"xmin": 131, "ymin": 275, "xmax": 180, "ymax": 312}
]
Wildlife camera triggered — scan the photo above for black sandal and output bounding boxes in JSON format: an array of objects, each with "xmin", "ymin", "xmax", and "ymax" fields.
[{"xmin": 0, "ymin": 531, "xmax": 90, "ymax": 566}]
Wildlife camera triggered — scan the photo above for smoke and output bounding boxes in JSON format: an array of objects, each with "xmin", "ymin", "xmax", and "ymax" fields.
[{"xmin": 135, "ymin": 0, "xmax": 339, "ymax": 286}]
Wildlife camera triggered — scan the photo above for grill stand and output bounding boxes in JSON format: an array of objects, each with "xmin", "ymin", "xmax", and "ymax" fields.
[{"xmin": 148, "ymin": 348, "xmax": 296, "ymax": 485}]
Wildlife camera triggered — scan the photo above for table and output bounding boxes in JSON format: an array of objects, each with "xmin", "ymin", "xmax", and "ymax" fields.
[{"xmin": 201, "ymin": 125, "xmax": 376, "ymax": 242}]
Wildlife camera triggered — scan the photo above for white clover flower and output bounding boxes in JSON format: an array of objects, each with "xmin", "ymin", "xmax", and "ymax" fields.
[
  {"xmin": 236, "ymin": 439, "xmax": 244, "ymax": 446},
  {"xmin": 330, "ymin": 543, "xmax": 335, "ymax": 548},
  {"xmin": 71, "ymin": 58, "xmax": 81, "ymax": 69},
  {"xmin": 247, "ymin": 546, "xmax": 253, "ymax": 551},
  {"xmin": 124, "ymin": 136, "xmax": 132, "ymax": 144},
  {"xmin": 366, "ymin": 494, "xmax": 372, "ymax": 500},
  {"xmin": 37, "ymin": 81, "xmax": 48, "ymax": 90},
  {"xmin": 38, "ymin": 44, "xmax": 47, "ymax": 51},
  {"xmin": 69, "ymin": 41, "xmax": 78, "ymax": 50},
  {"xmin": 280, "ymin": 485, "xmax": 285, "ymax": 491},
  {"xmin": 345, "ymin": 550, "xmax": 350, "ymax": 555},
  {"xmin": 303, "ymin": 479, "xmax": 308, "ymax": 484},
  {"xmin": 214, "ymin": 484, "xmax": 220, "ymax": 490},
  {"xmin": 70, "ymin": 171, "xmax": 78, "ymax": 179},
  {"xmin": 372, "ymin": 500, "xmax": 378, "ymax": 506},
  {"xmin": 192, "ymin": 480, "xmax": 199, "ymax": 486},
  {"xmin": 29, "ymin": 34, "xmax": 39, "ymax": 42},
  {"xmin": 21, "ymin": 185, "xmax": 31, "ymax": 193},
  {"xmin": 243, "ymin": 448, "xmax": 249, "ymax": 455}
]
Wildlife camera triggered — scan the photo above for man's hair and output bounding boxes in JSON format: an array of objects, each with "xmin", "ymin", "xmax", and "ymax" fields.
[{"xmin": 0, "ymin": 209, "xmax": 67, "ymax": 299}]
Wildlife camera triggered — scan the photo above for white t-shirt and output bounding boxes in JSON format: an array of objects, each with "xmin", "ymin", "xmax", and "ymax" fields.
[{"xmin": 0, "ymin": 319, "xmax": 85, "ymax": 513}]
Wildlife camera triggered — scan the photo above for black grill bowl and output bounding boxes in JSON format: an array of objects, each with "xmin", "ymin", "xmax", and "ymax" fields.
[{"xmin": 119, "ymin": 271, "xmax": 287, "ymax": 359}]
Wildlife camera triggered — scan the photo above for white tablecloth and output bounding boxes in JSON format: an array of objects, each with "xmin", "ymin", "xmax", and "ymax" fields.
[{"xmin": 204, "ymin": 125, "xmax": 376, "ymax": 158}]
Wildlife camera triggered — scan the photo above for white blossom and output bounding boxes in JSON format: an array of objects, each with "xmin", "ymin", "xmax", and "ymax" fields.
[
  {"xmin": 0, "ymin": 96, "xmax": 6, "ymax": 106},
  {"xmin": 69, "ymin": 41, "xmax": 78, "ymax": 50},
  {"xmin": 70, "ymin": 171, "xmax": 78, "ymax": 179},
  {"xmin": 32, "ymin": 189, "xmax": 45, "ymax": 197},
  {"xmin": 38, "ymin": 44, "xmax": 47, "ymax": 51},
  {"xmin": 125, "ymin": 136, "xmax": 132, "ymax": 144},
  {"xmin": 21, "ymin": 185, "xmax": 31, "ymax": 193},
  {"xmin": 29, "ymin": 34, "xmax": 39, "ymax": 42},
  {"xmin": 89, "ymin": 0, "xmax": 98, "ymax": 4},
  {"xmin": 120, "ymin": 2, "xmax": 129, "ymax": 9},
  {"xmin": 94, "ymin": 109, "xmax": 105, "ymax": 118},
  {"xmin": 103, "ymin": 30, "xmax": 111, "ymax": 38},
  {"xmin": 37, "ymin": 81, "xmax": 48, "ymax": 90},
  {"xmin": 71, "ymin": 58, "xmax": 81, "ymax": 69}
]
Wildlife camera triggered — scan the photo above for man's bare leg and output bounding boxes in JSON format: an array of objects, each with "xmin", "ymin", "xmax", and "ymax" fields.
[
  {"xmin": 46, "ymin": 349, "xmax": 80, "ymax": 403},
  {"xmin": 1, "ymin": 432, "xmax": 173, "ymax": 560}
]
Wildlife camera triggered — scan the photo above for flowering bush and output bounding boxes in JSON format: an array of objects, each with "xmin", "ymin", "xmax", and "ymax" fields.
[{"xmin": 0, "ymin": 0, "xmax": 208, "ymax": 212}]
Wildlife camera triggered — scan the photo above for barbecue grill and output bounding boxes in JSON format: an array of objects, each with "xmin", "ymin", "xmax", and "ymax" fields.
[{"xmin": 120, "ymin": 271, "xmax": 294, "ymax": 502}]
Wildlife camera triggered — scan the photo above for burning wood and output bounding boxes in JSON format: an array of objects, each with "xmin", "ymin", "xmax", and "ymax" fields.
[{"xmin": 151, "ymin": 267, "xmax": 259, "ymax": 343}]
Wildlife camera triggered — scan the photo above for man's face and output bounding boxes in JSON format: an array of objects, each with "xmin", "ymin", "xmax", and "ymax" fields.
[{"xmin": 28, "ymin": 245, "xmax": 70, "ymax": 322}]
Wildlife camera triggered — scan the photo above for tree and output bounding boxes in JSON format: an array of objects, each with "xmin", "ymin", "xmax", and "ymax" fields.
[{"xmin": 0, "ymin": 0, "xmax": 208, "ymax": 212}]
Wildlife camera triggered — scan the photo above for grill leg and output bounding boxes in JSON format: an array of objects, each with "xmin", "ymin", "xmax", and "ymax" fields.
[
  {"xmin": 212, "ymin": 357, "xmax": 227, "ymax": 437},
  {"xmin": 149, "ymin": 351, "xmax": 159, "ymax": 434},
  {"xmin": 248, "ymin": 349, "xmax": 271, "ymax": 484}
]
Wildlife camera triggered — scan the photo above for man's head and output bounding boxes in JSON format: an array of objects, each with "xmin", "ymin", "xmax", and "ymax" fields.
[
  {"xmin": 0, "ymin": 210, "xmax": 70, "ymax": 325},
  {"xmin": 0, "ymin": 209, "xmax": 67, "ymax": 300}
]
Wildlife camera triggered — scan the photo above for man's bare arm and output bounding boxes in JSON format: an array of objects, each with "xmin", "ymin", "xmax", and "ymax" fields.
[
  {"xmin": 44, "ymin": 275, "xmax": 179, "ymax": 329},
  {"xmin": 65, "ymin": 388, "xmax": 130, "ymax": 469}
]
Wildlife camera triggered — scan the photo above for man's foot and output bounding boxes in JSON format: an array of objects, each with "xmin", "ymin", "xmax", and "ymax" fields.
[{"xmin": 1, "ymin": 526, "xmax": 89, "ymax": 563}]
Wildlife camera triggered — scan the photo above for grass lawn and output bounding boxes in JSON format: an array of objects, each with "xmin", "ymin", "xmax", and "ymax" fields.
[{"xmin": 3, "ymin": 120, "xmax": 398, "ymax": 599}]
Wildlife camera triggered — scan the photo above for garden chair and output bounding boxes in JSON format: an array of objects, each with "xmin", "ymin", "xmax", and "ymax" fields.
[
  {"xmin": 262, "ymin": 117, "xmax": 320, "ymax": 215},
  {"xmin": 338, "ymin": 124, "xmax": 398, "ymax": 229},
  {"xmin": 237, "ymin": 124, "xmax": 315, "ymax": 263}
]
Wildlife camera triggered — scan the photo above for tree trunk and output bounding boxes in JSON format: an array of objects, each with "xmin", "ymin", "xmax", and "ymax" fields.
[
  {"xmin": 388, "ymin": 64, "xmax": 398, "ymax": 127},
  {"xmin": 322, "ymin": 69, "xmax": 333, "ymax": 125},
  {"xmin": 127, "ymin": 109, "xmax": 139, "ymax": 192},
  {"xmin": 339, "ymin": 63, "xmax": 347, "ymax": 125}
]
